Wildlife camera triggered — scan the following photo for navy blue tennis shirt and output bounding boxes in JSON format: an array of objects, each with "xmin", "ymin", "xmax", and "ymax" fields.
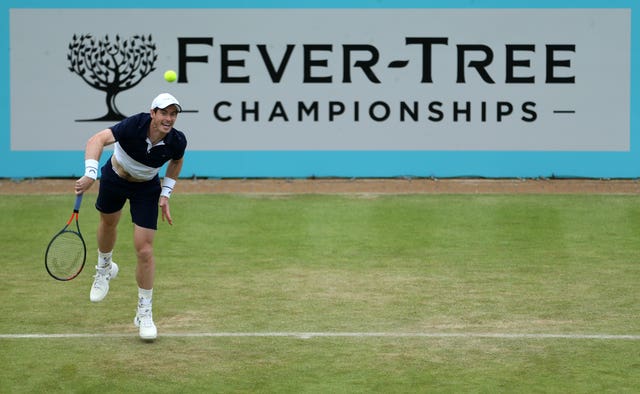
[{"xmin": 110, "ymin": 112, "xmax": 187, "ymax": 169}]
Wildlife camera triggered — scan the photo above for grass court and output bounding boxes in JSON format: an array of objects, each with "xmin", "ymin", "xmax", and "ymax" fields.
[{"xmin": 1, "ymin": 192, "xmax": 639, "ymax": 392}]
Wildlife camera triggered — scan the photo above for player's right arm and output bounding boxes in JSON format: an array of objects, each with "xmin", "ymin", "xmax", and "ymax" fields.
[{"xmin": 74, "ymin": 129, "xmax": 116, "ymax": 195}]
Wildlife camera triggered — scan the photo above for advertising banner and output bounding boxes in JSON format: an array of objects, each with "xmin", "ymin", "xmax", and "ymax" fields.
[{"xmin": 1, "ymin": 1, "xmax": 637, "ymax": 178}]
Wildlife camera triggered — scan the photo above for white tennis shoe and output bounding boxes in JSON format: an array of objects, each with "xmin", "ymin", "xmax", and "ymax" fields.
[
  {"xmin": 89, "ymin": 262, "xmax": 119, "ymax": 302},
  {"xmin": 134, "ymin": 305, "xmax": 157, "ymax": 340}
]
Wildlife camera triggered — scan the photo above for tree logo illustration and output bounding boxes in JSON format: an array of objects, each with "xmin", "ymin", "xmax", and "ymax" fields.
[{"xmin": 68, "ymin": 34, "xmax": 158, "ymax": 121}]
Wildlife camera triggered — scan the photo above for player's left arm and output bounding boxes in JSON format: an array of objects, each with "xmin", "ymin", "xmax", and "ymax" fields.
[{"xmin": 159, "ymin": 157, "xmax": 184, "ymax": 225}]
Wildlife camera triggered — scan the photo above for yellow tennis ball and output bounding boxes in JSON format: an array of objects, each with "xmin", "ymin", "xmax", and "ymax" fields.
[{"xmin": 164, "ymin": 70, "xmax": 177, "ymax": 83}]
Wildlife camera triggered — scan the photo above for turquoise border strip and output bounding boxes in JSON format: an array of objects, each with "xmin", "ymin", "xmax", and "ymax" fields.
[
  {"xmin": 2, "ymin": 1, "xmax": 638, "ymax": 178},
  {"xmin": 0, "ymin": 151, "xmax": 635, "ymax": 179},
  {"xmin": 5, "ymin": 0, "xmax": 638, "ymax": 8}
]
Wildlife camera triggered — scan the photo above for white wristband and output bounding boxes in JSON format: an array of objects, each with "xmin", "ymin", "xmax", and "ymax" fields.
[
  {"xmin": 161, "ymin": 177, "xmax": 176, "ymax": 198},
  {"xmin": 84, "ymin": 159, "xmax": 99, "ymax": 180}
]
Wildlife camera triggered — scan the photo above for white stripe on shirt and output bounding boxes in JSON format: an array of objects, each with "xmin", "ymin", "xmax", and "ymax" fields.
[{"xmin": 113, "ymin": 142, "xmax": 161, "ymax": 181}]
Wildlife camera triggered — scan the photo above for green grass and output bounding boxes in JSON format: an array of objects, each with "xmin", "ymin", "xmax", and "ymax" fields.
[{"xmin": 1, "ymin": 193, "xmax": 639, "ymax": 393}]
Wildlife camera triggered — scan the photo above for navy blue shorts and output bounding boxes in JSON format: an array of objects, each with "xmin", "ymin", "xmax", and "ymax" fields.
[{"xmin": 95, "ymin": 159, "xmax": 161, "ymax": 230}]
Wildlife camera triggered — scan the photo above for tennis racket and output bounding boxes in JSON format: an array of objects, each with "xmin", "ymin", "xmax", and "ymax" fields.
[{"xmin": 45, "ymin": 194, "xmax": 87, "ymax": 281}]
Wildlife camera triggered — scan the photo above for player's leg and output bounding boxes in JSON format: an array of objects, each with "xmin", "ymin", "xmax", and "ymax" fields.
[
  {"xmin": 129, "ymin": 181, "xmax": 161, "ymax": 340},
  {"xmin": 134, "ymin": 224, "xmax": 156, "ymax": 290},
  {"xmin": 91, "ymin": 166, "xmax": 127, "ymax": 302},
  {"xmin": 132, "ymin": 224, "xmax": 158, "ymax": 340},
  {"xmin": 97, "ymin": 210, "xmax": 121, "ymax": 253}
]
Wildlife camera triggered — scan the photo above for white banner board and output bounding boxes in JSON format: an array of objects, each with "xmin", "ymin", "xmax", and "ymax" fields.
[{"xmin": 10, "ymin": 8, "xmax": 630, "ymax": 152}]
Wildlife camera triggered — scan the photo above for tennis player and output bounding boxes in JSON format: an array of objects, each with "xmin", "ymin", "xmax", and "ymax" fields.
[{"xmin": 74, "ymin": 93, "xmax": 187, "ymax": 340}]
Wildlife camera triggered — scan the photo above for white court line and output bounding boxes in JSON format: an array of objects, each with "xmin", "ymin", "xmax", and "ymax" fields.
[{"xmin": 1, "ymin": 332, "xmax": 639, "ymax": 340}]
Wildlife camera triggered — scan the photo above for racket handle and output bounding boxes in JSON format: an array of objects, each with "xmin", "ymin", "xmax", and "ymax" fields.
[{"xmin": 74, "ymin": 194, "xmax": 84, "ymax": 212}]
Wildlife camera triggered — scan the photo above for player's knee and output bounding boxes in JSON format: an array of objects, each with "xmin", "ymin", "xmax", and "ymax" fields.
[{"xmin": 136, "ymin": 244, "xmax": 154, "ymax": 263}]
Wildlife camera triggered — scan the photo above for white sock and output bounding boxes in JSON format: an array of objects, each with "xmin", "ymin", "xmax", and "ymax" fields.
[
  {"xmin": 98, "ymin": 250, "xmax": 112, "ymax": 268},
  {"xmin": 138, "ymin": 288, "xmax": 153, "ymax": 307}
]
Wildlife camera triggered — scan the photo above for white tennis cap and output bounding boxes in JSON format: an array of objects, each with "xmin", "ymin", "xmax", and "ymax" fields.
[{"xmin": 151, "ymin": 93, "xmax": 182, "ymax": 112}]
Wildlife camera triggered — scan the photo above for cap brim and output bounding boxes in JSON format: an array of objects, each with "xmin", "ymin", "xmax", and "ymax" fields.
[{"xmin": 157, "ymin": 103, "xmax": 182, "ymax": 112}]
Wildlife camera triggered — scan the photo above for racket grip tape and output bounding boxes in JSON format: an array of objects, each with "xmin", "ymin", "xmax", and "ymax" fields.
[{"xmin": 74, "ymin": 194, "xmax": 84, "ymax": 212}]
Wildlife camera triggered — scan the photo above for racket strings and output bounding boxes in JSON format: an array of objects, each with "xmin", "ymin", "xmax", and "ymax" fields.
[{"xmin": 46, "ymin": 231, "xmax": 85, "ymax": 279}]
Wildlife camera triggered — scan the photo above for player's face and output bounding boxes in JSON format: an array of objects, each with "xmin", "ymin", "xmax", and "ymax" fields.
[{"xmin": 151, "ymin": 105, "xmax": 179, "ymax": 133}]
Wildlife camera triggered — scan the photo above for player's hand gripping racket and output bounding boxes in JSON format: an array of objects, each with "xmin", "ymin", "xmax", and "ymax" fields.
[{"xmin": 45, "ymin": 194, "xmax": 87, "ymax": 281}]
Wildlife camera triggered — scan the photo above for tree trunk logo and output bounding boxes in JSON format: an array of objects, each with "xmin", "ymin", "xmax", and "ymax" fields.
[{"xmin": 68, "ymin": 34, "xmax": 158, "ymax": 122}]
